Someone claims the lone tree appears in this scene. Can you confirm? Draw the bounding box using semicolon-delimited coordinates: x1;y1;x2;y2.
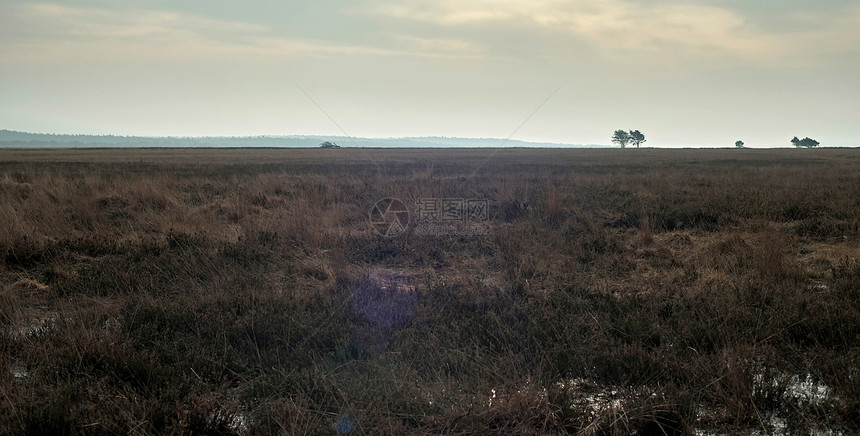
611;130;631;148
791;136;820;148
629;130;646;148
319;141;341;149
735;140;744;148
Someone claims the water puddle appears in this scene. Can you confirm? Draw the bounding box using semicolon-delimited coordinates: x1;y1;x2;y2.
6;316;56;339
560;378;624;416
8;360;29;379
696;371;836;435
783;373;830;404
209;408;249;433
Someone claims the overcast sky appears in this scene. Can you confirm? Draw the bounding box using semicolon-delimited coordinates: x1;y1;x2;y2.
1;0;858;146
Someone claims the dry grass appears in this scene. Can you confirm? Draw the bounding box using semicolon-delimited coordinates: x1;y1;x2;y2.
0;147;858;434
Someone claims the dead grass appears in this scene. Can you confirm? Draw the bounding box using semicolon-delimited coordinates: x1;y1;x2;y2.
0;147;858;434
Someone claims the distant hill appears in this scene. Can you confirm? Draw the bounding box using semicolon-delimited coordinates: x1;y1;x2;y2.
0;130;598;148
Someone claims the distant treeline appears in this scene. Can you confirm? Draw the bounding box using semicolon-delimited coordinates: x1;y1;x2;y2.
0;130;334;148
0;130;588;148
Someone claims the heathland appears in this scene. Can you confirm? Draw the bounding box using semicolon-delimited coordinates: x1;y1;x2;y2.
1;147;858;434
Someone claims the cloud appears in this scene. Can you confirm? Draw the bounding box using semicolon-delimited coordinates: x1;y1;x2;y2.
395;35;484;54
0;2;484;64
4;1;857;69
368;0;860;65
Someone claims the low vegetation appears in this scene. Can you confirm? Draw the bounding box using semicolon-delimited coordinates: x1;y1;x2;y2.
1;148;858;434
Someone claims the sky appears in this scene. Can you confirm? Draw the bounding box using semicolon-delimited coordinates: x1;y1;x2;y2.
1;0;859;147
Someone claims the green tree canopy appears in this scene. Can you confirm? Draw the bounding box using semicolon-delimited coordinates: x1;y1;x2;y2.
611;130;631;148
792;137;819;148
629;130;646;148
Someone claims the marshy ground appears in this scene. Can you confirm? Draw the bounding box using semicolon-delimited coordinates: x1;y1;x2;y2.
1;148;858;434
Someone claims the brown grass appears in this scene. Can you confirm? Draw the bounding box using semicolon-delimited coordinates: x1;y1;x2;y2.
0;147;858;434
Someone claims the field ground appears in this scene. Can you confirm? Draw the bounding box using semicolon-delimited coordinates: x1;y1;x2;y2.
1;147;859;434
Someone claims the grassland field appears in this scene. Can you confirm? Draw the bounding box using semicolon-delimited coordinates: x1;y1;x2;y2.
0;147;858;435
